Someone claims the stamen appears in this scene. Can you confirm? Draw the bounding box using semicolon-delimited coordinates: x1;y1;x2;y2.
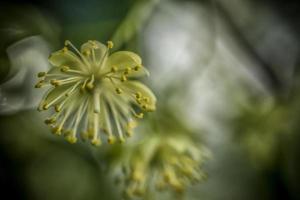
37;72;46;77
91;113;101;146
116;88;122;94
111;66;118;73
93;88;101;113
121;75;127;82
102;99;115;144
51;102;74;135
64;40;92;70
86;75;95;90
107;41;114;49
110;103;125;143
80;78;89;92
43;90;68;109
65;81;82;97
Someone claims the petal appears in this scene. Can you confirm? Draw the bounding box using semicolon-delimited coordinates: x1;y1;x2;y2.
106;51;149;77
49;49;85;70
123;81;156;111
80;40;108;63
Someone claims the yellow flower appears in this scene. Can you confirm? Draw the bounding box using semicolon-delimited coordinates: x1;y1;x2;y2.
111;135;207;199
35;40;156;146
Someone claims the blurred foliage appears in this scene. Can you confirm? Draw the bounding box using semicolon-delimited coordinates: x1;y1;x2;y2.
0;5;59;82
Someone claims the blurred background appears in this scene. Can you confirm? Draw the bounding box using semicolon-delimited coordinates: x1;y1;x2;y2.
0;0;300;199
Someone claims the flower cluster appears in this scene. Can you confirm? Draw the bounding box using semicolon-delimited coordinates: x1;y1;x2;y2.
111;135;207;199
35;40;156;146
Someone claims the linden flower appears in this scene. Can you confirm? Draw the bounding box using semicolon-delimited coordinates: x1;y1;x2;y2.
111;135;207;199
35;40;156;146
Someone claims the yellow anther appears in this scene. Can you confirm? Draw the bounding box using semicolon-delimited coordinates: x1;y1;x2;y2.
136;98;142;105
50;80;60;87
83;50;91;56
107;136;116;144
111;66;118;73
60;66;70;72
134;64;141;71
116;88;122;94
132;171;143;181
64;40;70;46
37;72;46;77
127;120;137;129
135;92;142;99
86;75;95;90
119;137;126;143
124;67;132;75
134;113;144;119
143;97;150;103
44;118;56;125
142;104;148;110
107;41;114;49
126;122;135;136
121;75;127;82
91;138;102;146
54;105;61;112
66;135;77;144
51;126;62;136
86;82;94;90
62;47;68;53
35;81;43;88
43;103;49;110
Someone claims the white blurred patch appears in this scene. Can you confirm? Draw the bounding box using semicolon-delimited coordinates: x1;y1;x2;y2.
142;0;215;91
0;36;50;114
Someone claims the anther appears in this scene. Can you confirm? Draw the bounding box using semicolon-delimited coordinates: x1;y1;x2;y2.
124;67;131;75
116;88;122;94
66;135;77;144
134;65;141;71
134;113;144;119
107;136;116;144
44;118;56;125
91;138;102;146
135;92;142;99
86;83;94;90
111;66;118;73
43;103;49;110
37;72;46;77
60;66;70;72
83;50;90;56
143;97;150;103
121;75;127;82
55;105;61;112
142;105;148;110
35;81;43;88
62;47;68;53
51;126;62;136
107;41;114;49
50;80;60;87
119;136;126;143
64;40;70;46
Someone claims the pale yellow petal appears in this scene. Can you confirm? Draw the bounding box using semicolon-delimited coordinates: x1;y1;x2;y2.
124;81;156;111
49;49;85;70
81;40;108;63
106;51;149;77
